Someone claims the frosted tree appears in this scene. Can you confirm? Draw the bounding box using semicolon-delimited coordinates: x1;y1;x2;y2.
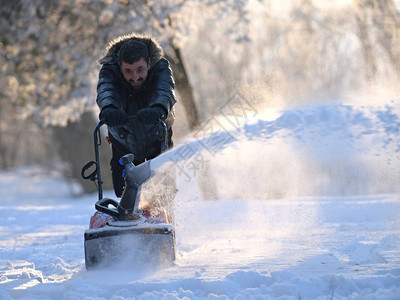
354;0;400;80
3;0;398;192
0;0;251;191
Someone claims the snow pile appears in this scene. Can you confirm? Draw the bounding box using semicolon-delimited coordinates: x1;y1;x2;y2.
1;103;400;299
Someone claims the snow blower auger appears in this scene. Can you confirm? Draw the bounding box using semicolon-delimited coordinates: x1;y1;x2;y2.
81;120;175;270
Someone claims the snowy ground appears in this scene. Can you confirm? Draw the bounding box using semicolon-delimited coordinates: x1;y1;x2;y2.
1;101;400;299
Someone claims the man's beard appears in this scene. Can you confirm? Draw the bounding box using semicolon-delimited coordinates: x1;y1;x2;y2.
129;78;144;89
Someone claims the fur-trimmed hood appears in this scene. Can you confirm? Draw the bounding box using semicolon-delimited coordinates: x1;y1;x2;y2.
98;33;164;66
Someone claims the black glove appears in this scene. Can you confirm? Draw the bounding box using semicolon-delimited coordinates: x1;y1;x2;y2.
136;106;166;124
101;107;129;127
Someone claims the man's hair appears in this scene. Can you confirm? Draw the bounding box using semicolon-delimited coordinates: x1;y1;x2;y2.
117;40;149;64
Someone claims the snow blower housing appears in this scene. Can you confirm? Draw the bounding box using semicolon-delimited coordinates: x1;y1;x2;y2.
81;121;175;269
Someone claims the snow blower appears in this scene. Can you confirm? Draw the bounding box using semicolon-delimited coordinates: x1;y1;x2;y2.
81;120;175;269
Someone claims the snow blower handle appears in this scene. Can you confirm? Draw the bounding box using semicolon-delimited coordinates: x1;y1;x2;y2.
81;120;106;201
121;153;134;166
95;198;120;219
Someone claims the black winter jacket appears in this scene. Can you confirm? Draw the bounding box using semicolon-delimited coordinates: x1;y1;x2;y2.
96;34;177;159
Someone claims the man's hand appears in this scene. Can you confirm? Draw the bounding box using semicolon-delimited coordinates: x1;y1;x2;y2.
137;107;166;124
102;107;129;127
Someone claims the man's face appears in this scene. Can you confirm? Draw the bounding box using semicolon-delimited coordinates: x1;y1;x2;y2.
120;58;150;89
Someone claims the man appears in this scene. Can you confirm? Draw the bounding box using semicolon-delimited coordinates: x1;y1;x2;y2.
96;33;176;197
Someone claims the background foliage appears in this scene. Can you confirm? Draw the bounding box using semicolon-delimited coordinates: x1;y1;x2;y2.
0;0;399;193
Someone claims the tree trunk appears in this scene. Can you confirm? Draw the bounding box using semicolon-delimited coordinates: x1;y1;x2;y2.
165;44;201;131
354;0;378;79
371;0;400;73
354;0;400;78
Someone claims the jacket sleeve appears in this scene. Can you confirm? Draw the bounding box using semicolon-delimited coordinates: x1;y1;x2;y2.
148;58;177;113
96;63;124;111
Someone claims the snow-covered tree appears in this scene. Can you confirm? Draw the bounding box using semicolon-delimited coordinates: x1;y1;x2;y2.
0;0;399;192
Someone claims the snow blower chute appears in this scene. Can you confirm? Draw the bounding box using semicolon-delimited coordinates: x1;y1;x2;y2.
81;120;175;269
